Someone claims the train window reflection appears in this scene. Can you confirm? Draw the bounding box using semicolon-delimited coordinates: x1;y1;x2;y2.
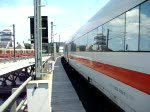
93;33;107;51
76;38;81;52
103;23;112;51
79;35;86;51
98;26;102;34
71;41;76;51
125;6;139;51
87;29;97;51
108;14;125;51
140;1;150;51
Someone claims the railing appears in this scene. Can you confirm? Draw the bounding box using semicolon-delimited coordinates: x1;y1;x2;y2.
42;56;53;74
0;55;53;112
0;76;33;112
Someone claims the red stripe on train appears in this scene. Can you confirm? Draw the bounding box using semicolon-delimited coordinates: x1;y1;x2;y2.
69;56;150;95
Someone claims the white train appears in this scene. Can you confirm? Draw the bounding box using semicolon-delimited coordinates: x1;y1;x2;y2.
64;0;150;112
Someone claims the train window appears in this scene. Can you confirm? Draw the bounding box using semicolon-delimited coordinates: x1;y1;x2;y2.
87;29;97;51
85;34;88;51
21;50;23;53
22;50;25;53
68;43;71;52
98;26;102;34
103;22;112;51
103;14;125;51
92;27;105;51
79;35;86;51
11;50;13;54
76;38;81;52
125;6;139;51
0;50;3;54
71;41;76;51
139;1;150;51
6;50;10;54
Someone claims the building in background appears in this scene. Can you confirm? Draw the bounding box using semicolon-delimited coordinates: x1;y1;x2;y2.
0;29;13;48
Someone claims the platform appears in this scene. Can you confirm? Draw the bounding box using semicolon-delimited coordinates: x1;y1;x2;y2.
49;57;85;112
0;56;49;76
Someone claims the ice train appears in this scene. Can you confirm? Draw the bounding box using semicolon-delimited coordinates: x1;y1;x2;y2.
64;0;150;112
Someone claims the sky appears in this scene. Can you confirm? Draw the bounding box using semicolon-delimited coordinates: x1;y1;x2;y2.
0;0;109;45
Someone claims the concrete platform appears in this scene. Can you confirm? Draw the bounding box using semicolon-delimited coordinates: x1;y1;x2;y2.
50;57;85;112
0;56;50;76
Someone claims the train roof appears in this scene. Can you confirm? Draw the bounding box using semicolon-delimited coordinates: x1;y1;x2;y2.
70;0;146;42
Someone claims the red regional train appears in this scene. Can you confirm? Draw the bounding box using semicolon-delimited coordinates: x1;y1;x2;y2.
64;0;150;112
0;48;34;58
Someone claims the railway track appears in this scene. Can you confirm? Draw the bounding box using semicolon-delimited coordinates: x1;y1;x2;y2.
61;57;124;112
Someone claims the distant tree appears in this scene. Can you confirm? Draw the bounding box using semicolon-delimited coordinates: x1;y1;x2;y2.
24;43;32;49
48;42;64;53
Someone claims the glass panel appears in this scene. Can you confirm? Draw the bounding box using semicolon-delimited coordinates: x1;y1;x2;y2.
79;35;86;51
107;14;125;51
76;38;80;52
103;23;112;51
71;41;76;51
98;26;102;34
103;13;125;52
84;34;88;51
93;27;105;51
0;50;2;54
87;29;97;51
140;1;150;51
125;6;139;51
6;50;10;54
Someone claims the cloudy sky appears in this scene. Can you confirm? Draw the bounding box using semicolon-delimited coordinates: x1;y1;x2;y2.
0;0;109;44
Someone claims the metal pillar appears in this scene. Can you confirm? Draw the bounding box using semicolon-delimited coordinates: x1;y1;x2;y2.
106;29;109;50
34;0;42;79
54;43;56;60
51;22;53;58
59;35;60;47
13;24;16;61
39;0;43;76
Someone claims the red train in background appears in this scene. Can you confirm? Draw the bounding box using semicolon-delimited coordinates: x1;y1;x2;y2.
0;48;34;58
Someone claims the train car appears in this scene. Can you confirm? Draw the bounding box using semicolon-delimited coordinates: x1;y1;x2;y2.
0;48;5;58
0;48;34;58
64;0;150;112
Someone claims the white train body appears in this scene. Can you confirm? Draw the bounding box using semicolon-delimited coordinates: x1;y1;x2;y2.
65;0;150;112
67;52;150;112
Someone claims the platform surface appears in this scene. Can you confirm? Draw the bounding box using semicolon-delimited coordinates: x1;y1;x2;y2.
49;57;85;112
0;56;49;76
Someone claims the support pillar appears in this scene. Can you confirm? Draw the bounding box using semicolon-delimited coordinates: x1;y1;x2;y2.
26;80;50;112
